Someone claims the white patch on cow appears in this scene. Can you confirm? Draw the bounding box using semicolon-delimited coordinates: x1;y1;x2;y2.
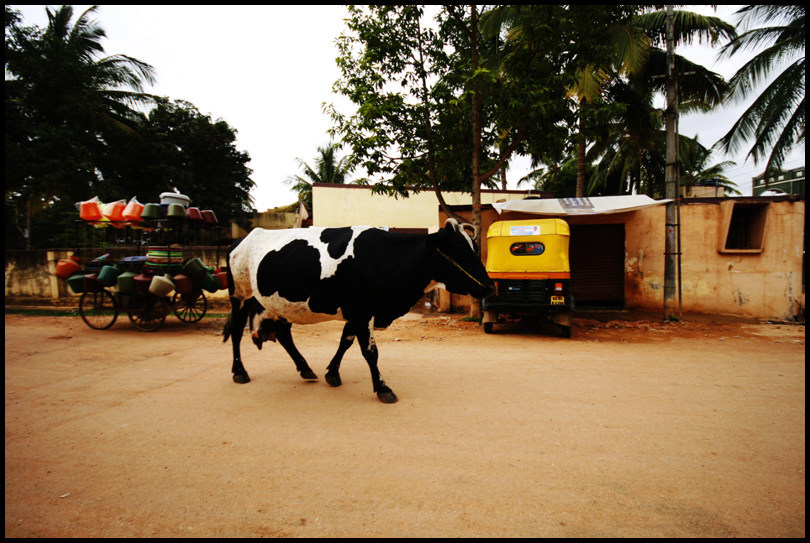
261;293;344;324
229;226;376;325
249;306;266;332
368;320;377;349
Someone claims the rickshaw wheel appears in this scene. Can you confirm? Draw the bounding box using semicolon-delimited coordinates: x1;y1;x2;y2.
173;291;207;323
128;295;168;332
78;289;118;330
483;322;495;334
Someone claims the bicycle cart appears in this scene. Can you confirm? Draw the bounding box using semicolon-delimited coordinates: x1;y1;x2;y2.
77;284;209;332
57;191;226;332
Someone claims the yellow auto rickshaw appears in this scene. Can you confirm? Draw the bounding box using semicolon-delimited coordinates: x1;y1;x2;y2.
482;218;573;337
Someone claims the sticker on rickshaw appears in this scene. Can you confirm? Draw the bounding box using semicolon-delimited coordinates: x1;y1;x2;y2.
509;225;542;236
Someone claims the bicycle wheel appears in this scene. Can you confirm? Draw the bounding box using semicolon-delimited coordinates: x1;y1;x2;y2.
78;289;119;330
173;291;207;323
128;294;168;332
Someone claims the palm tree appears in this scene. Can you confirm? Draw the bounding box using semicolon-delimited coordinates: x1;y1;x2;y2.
285;142;359;212
566;19;650;196
584;8;733;198
480;6;649;197
678;136;740;196
7;5;155;133
5;5;156;247
716;5;805;175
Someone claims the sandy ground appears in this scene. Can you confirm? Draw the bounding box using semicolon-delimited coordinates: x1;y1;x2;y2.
4;311;805;537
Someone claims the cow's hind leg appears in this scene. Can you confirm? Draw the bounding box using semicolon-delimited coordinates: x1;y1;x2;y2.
227;298;251;384
273;321;318;381
325;322;356;388
355;321;397;404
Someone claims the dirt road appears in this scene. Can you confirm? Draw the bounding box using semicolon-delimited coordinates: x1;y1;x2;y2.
4;312;805;537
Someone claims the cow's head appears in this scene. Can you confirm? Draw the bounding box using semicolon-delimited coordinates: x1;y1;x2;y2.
244;298;276;350
252;318;277;349
428;218;494;299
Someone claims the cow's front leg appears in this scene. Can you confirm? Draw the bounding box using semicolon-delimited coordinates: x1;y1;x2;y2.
355;320;397;404
325;322;355;388
273;322;318;381
226;298;251;384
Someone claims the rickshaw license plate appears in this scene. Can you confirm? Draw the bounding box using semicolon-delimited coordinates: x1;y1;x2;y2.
551;296;565;305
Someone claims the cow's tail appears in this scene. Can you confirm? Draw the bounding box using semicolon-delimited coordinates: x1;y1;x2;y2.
222;312;233;343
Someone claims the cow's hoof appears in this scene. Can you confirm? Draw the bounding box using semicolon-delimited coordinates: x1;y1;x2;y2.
300;369;318;381
233;373;250;384
325;373;342;387
377;390;398;404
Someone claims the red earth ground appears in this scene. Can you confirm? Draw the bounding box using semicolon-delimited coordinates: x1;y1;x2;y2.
4;309;805;537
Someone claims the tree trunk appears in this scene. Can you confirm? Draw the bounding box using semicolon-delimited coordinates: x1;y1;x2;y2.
663;4;681;319
469;4;483;320
25;196;32;250
576;112;586;198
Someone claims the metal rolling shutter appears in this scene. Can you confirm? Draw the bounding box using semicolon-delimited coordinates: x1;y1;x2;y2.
569;224;625;307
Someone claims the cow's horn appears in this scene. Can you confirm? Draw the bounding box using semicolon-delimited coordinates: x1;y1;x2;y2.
461;222;478;241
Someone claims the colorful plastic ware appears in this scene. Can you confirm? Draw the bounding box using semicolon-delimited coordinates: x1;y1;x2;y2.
79;200;102;221
55;259;82;279
141;203;163;220
123;198;144;221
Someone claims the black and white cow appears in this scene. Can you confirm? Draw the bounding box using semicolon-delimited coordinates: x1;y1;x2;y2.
222;218;494;403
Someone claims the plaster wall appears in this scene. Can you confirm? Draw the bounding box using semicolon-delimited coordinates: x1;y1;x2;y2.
313;184;533;229
625;200;804;321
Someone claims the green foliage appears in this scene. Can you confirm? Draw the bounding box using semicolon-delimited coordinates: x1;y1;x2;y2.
329;5;649;208
550;7;735;198
679;139;741;196
328;5;473;197
5;5;157;248
717;5;805;173
284;142;359;211
522;157;581;198
5;6;255;248
99;98;255;228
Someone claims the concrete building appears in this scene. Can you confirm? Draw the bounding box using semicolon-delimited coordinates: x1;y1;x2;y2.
440;195;805;322
752;166;805;197
311;183;547;231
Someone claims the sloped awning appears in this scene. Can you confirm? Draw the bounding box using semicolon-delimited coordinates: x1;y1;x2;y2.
492;195;672;216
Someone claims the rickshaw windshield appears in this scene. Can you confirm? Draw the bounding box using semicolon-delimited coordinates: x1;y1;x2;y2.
510;242;545;256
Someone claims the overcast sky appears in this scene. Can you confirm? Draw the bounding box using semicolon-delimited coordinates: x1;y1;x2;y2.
10;5;805;208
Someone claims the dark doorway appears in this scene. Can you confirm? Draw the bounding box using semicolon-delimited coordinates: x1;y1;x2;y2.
569;223;625;308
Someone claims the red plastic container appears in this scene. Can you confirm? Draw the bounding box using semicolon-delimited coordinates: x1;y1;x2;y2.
134;273;153;293
201;210;217;224
83;273;104;293
55;259;82;278
215;270;228;290
79;201;102;221
103;200;126;222
172;274;194;294
185;207;203;221
123;200;144;221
